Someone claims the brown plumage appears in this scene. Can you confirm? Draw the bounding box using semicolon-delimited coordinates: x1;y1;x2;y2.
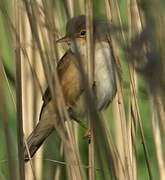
24;15;117;162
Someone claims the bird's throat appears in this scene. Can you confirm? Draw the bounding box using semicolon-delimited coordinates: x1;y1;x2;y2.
70;39;87;57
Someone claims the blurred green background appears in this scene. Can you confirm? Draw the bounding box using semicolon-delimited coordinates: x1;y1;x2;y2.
0;0;163;179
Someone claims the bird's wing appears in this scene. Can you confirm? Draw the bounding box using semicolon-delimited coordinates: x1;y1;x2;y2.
39;50;84;120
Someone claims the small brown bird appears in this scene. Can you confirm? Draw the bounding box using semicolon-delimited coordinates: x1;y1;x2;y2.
24;15;117;162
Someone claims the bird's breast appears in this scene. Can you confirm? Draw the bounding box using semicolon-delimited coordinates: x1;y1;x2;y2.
94;42;116;110
70;41;116;119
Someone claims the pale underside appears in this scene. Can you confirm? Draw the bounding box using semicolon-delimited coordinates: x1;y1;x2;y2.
70;39;116;119
24;17;117;161
40;39;117;124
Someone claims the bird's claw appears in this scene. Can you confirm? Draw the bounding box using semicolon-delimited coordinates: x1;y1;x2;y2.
84;129;91;144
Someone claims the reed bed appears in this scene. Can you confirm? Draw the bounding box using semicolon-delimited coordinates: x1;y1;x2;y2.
0;0;165;180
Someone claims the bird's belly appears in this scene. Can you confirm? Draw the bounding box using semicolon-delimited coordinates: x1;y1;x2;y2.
94;42;116;110
95;64;116;110
71;42;116;120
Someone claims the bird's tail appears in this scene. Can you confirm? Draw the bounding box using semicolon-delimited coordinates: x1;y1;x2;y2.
24;121;54;162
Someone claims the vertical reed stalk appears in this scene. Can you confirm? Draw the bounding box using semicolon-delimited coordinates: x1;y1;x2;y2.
0;58;17;179
14;0;25;178
1;0;164;179
86;0;95;180
150;96;165;180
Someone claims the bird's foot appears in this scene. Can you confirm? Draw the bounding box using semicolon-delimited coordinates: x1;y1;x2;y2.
84;129;91;144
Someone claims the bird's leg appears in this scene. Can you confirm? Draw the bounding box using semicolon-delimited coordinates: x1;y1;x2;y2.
72;118;91;143
71;117;87;129
84;129;91;143
68;108;91;143
68;107;86;128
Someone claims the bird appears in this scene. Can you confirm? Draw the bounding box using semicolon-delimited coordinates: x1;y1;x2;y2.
24;15;117;162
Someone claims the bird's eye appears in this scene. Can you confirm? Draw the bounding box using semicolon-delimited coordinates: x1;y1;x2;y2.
80;30;86;36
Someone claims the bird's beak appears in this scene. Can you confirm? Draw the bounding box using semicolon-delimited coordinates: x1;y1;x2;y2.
56;35;69;43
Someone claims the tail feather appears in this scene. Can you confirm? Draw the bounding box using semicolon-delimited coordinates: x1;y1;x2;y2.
24;123;54;162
